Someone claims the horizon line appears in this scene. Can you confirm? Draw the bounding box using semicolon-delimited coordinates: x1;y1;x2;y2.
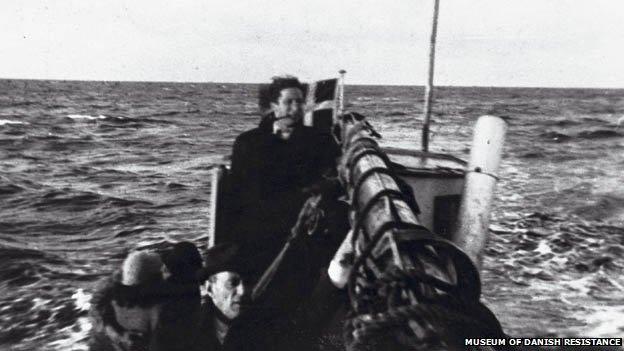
1;76;622;91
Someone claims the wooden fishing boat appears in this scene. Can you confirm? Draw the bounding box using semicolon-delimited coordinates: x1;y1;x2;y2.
206;1;509;347
205;71;508;349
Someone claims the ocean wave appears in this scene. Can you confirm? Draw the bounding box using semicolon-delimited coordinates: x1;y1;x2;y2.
581;306;624;337
539;131;572;142
0;245;50;263
114;225;151;238
133;108;198;119
384;111;408;116
542;119;581;127
149;110;181;117
4;100;36;107
0;119;28;126
571;194;624;223
0;292;89;348
0;183;24;195
93;115;177;129
66;114;108;120
91;207;158;230
519;151;545;159
577;129;621;139
35;191;102;211
34;189;153;213
486;213;624;305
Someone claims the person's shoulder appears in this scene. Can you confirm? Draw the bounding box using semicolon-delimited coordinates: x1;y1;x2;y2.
235;127;266;144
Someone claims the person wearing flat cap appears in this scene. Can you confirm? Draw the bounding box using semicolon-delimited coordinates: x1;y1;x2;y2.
197;229;355;351
89;242;205;351
88;251;166;351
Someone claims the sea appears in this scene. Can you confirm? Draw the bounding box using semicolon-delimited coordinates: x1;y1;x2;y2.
0;79;623;350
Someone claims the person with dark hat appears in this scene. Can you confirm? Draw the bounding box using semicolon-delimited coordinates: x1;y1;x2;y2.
195;243;260;350
197;228;355;351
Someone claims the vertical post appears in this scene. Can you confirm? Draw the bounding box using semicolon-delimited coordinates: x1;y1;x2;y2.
338;69;347;118
422;0;440;152
208;166;223;248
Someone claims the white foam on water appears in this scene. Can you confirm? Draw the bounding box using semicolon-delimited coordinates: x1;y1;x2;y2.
0;119;28;125
32;297;52;310
581;305;624;337
501;211;523;220
549;255;568;266
489;223;510;233
109;154;223;177
67;114;107;120
499;193;524;202
561;275;594;295
47;316;91;351
598;269;624;292
72;288;92;311
534;240;553;255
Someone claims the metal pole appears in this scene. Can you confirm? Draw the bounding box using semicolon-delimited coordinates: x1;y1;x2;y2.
422;0;440;152
338;69;346;117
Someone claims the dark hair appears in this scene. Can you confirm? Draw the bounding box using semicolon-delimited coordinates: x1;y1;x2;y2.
258;76;308;113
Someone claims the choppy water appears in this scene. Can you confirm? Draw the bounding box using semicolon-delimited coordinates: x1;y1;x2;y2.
1;80;623;350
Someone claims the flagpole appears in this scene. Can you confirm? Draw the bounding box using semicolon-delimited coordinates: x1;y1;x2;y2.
422;0;440;152
338;69;346;118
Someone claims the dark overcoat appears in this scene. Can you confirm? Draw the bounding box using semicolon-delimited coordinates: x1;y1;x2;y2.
223;115;340;272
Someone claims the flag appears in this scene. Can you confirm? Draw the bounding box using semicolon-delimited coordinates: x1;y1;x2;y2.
304;78;339;133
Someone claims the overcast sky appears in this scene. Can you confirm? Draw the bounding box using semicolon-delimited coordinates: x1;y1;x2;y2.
1;0;623;87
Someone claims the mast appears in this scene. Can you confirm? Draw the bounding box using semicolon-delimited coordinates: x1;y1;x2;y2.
421;0;440;152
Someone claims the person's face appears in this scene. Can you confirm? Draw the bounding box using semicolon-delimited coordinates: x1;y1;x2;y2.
271;88;304;138
205;271;250;320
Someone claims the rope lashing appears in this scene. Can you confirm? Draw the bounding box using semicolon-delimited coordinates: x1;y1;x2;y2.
337;117;506;350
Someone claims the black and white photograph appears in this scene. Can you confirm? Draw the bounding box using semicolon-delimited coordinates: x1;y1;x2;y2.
1;1;623;350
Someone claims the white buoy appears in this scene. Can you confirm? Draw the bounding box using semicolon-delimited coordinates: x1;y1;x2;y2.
452;115;507;270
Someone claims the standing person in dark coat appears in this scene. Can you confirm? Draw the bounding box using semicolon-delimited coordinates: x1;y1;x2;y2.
223;76;341;276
